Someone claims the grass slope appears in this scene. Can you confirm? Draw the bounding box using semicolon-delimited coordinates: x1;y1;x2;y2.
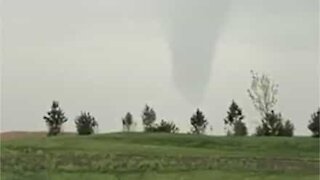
1;132;319;180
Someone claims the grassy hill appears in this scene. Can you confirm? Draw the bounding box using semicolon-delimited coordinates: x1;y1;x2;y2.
1;132;319;180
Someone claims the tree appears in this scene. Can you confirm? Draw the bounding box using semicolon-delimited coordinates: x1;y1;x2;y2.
75;112;98;135
190;109;208;134
233;120;248;136
255;110;294;137
146;120;179;133
247;71;278;117
141;105;156;131
43;101;68;136
122;112;133;132
247;71;294;136
224;100;247;136
308;108;320;137
279;120;294;137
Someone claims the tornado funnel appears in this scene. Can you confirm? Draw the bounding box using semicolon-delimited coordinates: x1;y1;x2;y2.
162;0;229;104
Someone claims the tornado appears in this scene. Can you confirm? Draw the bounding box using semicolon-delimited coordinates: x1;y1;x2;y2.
161;0;230;104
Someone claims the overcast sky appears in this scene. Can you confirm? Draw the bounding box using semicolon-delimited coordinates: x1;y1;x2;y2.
1;0;319;135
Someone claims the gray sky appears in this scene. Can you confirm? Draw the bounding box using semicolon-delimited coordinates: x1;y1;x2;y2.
1;0;319;135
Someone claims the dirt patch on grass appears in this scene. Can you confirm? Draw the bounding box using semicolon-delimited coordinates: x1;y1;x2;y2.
1;131;76;141
0;131;47;141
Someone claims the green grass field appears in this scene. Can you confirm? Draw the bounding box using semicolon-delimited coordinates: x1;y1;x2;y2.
1;133;319;180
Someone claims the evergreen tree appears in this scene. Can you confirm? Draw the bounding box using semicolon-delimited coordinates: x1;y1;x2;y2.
308;108;320;137
224;100;247;136
75;112;98;135
190;109;208;134
43;101;68;136
141;105;156;131
122;112;133;132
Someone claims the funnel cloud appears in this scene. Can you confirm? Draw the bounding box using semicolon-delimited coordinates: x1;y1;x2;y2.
162;0;230;104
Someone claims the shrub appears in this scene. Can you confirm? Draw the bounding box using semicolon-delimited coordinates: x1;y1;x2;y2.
157;120;179;133
145;120;179;133
255;111;294;137
233;120;248;136
279;120;294;137
75;112;98;135
256;125;267;136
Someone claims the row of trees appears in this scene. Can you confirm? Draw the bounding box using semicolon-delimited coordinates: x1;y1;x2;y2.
43;71;320;137
43;100;319;137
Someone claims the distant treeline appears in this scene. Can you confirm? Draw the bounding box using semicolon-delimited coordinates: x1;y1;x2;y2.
43;71;320;138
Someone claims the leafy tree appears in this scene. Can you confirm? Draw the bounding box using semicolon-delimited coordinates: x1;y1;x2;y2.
43;101;68;136
247;71;278;117
146;120;179;133
190;109;208;134
141;105;156;131
122;112;133;132
224;100;247;136
75;112;98;135
255;110;294;136
308;108;320;137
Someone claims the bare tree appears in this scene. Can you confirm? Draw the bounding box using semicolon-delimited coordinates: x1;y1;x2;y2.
247;71;278;117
